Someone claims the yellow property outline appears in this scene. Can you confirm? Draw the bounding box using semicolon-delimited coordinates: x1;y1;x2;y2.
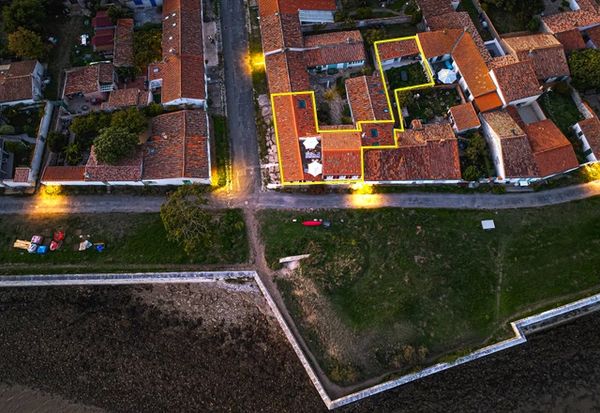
271;35;436;186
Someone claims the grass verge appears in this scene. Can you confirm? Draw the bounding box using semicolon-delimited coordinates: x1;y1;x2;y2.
212;115;232;187
0;212;248;275
259;199;600;385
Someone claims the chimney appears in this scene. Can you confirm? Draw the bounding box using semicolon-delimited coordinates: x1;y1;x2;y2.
411;119;423;130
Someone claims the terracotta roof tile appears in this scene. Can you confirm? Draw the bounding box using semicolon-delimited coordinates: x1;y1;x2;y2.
525;119;579;176
586;25;600;48
92;10;113;29
417;0;454;19
42;166;85;182
417;29;462;59
503;34;570;80
345;74;391;122
85;146;144;181
0;60;39;103
257;0;336;16
449;102;480;132
265;52;310;94
143;109;209;180
364;123;461;181
103;88;149;110
554;29;586;51
452;34;498;99
491;60;541;103
542;0;600;34
63;63;114;97
376;38;420;61
271;94;308;182
480;110;538;177
12;167;30;182
304;31;365;67
427;11;492;62
113;19;134;67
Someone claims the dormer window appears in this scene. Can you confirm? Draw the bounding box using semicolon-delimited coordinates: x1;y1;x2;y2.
298;99;306;109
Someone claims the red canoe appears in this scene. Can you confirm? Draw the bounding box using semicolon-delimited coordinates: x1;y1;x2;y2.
302;220;322;227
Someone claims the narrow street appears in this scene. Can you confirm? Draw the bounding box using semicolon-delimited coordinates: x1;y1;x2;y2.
220;0;261;196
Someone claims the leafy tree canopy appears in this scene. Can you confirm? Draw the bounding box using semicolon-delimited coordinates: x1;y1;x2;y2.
93;126;139;165
2;0;47;33
568;49;600;91
7;27;47;60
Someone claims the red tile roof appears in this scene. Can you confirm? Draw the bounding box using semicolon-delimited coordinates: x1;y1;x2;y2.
42;166;86;182
452;34;497;98
92;29;114;49
363;123;461;181
12;167;30;182
417;29;462;59
304;31;365;67
491;60;541;104
265;51;310;94
587;25;600;47
376;38;420;61
542;0;600;34
103;88;149;110
257;0;336;16
271;94;309;182
63;63;114;97
321;131;362;176
345;74;391;123
502;34;570;81
481;110;538;178
449;102;480;132
85;146;144;181
554;29;586;51
577;116;600;157
92;10;113;29
0;60;39;103
426;11;492;63
143;109;209;180
525;119;579;177
113;19;134;67
154;0;205;103
417;0;454;19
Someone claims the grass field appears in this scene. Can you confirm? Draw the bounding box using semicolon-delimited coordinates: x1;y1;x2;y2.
0;212;248;274
259;199;600;384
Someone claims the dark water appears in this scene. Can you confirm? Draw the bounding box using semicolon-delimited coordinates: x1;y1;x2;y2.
0;286;599;413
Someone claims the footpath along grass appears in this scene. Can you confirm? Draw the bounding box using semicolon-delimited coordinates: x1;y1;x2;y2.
259;197;600;384
0;212;248;274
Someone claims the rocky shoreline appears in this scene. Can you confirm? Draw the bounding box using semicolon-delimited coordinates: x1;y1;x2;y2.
0;283;599;412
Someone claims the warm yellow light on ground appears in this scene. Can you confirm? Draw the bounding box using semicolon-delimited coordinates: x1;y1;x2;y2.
251;53;265;70
582;163;600;182
350;183;374;195
349;183;382;208
29;185;69;215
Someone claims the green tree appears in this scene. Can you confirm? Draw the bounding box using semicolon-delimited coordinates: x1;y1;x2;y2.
2;0;47;33
70;112;111;146
160;185;212;255
568;49;600;91
0;124;16;135
133;24;162;74
107;5;132;23
363;28;386;45
65;142;82;165
7;27;47;60
93;126;139;164
110;107;148;134
47;131;68;153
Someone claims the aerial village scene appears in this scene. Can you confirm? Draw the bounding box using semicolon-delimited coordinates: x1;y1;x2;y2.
0;0;600;411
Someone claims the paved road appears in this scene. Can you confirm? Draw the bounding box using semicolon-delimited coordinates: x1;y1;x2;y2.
1;181;598;214
220;0;261;196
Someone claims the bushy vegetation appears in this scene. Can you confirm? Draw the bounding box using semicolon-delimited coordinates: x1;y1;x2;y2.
133;24;162;75
386;63;429;90
160;185;248;263
480;0;544;33
568;49;600;91
461;132;495;181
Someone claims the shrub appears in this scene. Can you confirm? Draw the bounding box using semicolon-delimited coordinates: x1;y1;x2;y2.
0;124;16;135
65;143;82;166
92;126;139;164
47;131;68;153
568;49;600;91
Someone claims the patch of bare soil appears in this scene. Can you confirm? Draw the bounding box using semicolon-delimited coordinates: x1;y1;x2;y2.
284;268;417;384
0;282;325;413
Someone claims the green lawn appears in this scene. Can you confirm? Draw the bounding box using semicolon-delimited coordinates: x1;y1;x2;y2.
0;212;248;274
260;199;600;384
386;63;429;90
400;87;461;124
212;115;231;188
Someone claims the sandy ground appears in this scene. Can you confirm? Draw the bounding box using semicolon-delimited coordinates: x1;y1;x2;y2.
0;283;599;412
